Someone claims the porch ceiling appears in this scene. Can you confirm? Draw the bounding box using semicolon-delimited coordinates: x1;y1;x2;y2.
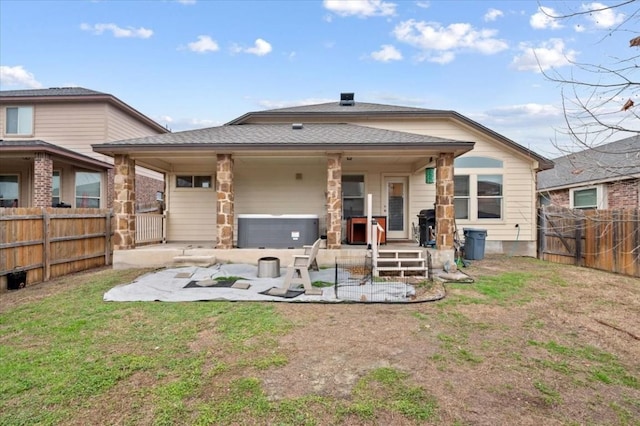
126;149;446;173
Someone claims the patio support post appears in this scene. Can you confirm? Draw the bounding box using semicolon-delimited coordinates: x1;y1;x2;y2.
113;154;136;250
33;152;53;208
326;153;342;249
435;153;455;250
216;154;234;249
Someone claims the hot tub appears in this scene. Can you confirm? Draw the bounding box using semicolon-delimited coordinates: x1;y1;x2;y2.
237;214;319;248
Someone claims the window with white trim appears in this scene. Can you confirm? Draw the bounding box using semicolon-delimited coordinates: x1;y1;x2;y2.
75;171;101;208
176;175;212;188
0;175;19;207
454;175;470;219
52;170;61;206
454;156;504;221
5;106;34;135
570;186;604;209
342;174;365;218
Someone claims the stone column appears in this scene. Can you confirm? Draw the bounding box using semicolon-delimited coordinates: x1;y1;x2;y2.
113;154;136;250
216;154;234;249
435;153;454;250
326;154;342;249
33;152;53;208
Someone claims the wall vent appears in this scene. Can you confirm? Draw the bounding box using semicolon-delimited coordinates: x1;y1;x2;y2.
340;92;355;106
292;123;303;130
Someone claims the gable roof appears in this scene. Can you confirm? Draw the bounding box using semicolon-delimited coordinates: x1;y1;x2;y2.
92;123;474;153
537;135;640;190
0;139;112;169
0;87;107;97
227;99;553;170
0;87;168;134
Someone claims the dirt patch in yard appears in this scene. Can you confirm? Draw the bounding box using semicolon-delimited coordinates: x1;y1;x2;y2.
2;256;638;425
254;256;640;424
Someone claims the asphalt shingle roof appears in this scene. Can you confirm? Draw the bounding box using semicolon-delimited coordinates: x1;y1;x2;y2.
0;139;112;168
258;101;441;114
537;135;640;190
0;87;107;97
93;123;469;148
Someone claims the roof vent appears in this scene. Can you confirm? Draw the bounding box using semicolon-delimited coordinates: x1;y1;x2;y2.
340;92;355;106
292;123;303;130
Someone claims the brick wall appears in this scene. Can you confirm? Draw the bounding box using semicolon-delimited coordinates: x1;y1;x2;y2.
548;190;570;207
34;153;53;208
546;179;639;209
607;179;639;209
105;169;163;209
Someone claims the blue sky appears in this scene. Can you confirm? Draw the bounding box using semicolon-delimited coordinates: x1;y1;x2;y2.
1;0;637;157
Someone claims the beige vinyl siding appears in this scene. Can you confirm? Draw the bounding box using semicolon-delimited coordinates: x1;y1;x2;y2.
234;157;326;238
106;105;162;141
1;102;164;178
351;118;537;242
30;103;109;160
166;174;216;241
105;106;164;180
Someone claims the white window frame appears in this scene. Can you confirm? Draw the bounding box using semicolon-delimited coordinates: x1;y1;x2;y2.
0;174;20;207
569;185;606;209
75;171;102;208
342;174;366;218
52;170;61;206
5;106;34;136
454;156;504;222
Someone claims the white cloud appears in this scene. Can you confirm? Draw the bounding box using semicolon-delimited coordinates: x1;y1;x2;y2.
582;2;625;28
176;0;196;4
392;19;508;63
428;51;455;64
485;103;561;118
157;115;221;131
371;44;403;62
484;8;503;22
0;65;43;88
416;1;430;9
187;35;219;53
232;39;272;56
511;39;577;72
80;23;153;38
530;6;562;30
323;0;396;18
246;38;272;56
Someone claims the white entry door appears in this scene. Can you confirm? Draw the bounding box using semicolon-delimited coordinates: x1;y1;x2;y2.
383;177;408;239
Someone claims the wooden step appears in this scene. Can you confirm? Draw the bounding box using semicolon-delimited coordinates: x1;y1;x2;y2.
377;249;424;256
173;255;216;267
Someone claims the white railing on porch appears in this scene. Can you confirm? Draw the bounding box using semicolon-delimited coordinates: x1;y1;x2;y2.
136;213;165;245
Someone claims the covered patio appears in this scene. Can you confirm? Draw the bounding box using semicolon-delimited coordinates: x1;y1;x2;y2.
94;122;474;270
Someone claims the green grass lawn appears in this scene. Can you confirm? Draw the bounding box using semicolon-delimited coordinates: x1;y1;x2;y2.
1;259;638;425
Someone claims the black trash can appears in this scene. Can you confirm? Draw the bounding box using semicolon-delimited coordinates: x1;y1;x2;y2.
417;209;436;247
463;228;487;260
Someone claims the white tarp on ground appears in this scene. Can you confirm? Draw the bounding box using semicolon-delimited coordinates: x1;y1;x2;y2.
103;263;415;303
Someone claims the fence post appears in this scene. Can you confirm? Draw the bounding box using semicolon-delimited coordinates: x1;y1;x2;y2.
43;208;51;281
537;207;546;259
105;211;112;266
575;216;582;266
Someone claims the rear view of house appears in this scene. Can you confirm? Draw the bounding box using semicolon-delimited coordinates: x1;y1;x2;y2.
0;87;168;209
93;92;552;265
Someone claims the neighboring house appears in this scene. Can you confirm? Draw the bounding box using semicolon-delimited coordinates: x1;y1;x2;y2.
93;93;552;258
0;87;169;209
538;136;640;210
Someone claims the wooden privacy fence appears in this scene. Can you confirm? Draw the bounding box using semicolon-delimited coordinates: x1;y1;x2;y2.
0;207;113;290
538;206;640;277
